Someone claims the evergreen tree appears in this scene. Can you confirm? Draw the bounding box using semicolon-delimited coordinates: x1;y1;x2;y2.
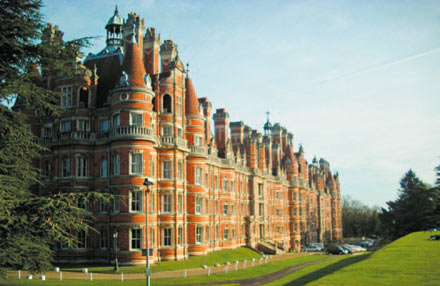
379;170;439;239
0;0;103;277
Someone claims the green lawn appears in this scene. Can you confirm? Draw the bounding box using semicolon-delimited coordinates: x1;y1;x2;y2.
1;254;328;286
269;231;440;286
60;247;262;274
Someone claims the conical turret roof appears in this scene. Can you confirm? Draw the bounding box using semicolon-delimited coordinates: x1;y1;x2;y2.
121;35;146;88
185;77;199;116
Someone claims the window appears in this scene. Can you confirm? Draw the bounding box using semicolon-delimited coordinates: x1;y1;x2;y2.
112;152;120;175
131;190;142;212
101;159;108;177
99;198;108;213
205;198;209;213
214;175;218;189
178;227;183;245
163;194;171;212
223;203;228;215
131;228;142;249
163;228;172;246
99;119;109;131
43;161;51;179
177;161;183;180
163;161;171;179
60;121;71;132
195;167;202;185
79;86;89;107
112;113;120;128
258;183;263;196
77;119;90;131
77;230;87;249
216;225;219;240
61;86;72;107
162;125;172;136
177;128;182;137
216;201;219;214
276;208;280;216
276;191;279;199
195;136;202;146
178;194;183;213
195;197;202;214
223;226;229;240
196;226;203;244
100;226;108;249
205;173;208;186
130;152;143;174
61;157;70;177
41;125;52;138
162;94;172;113
131;112;143;126
206;226;210;241
259;203;264;216
112;194;120;213
76;156;88;177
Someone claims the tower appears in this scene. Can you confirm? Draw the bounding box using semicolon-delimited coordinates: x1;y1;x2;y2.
105;6;124;50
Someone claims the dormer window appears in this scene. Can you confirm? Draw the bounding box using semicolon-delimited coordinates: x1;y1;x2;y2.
61;86;72;108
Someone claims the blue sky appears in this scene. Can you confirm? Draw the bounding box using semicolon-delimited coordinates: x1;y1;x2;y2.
42;0;440;207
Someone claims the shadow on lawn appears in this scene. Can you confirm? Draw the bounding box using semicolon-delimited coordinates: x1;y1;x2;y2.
283;253;372;286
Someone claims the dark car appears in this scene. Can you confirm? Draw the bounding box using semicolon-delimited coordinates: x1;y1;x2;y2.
429;235;440;240
327;246;348;255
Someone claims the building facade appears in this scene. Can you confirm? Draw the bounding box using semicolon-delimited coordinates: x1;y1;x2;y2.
16;8;342;265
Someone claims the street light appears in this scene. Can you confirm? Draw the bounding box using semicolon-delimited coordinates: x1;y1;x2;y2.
113;230;119;271
143;178;154;286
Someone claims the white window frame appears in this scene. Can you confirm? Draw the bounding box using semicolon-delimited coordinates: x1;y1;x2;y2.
77;230;87;249
100;159;108;178
162;125;172;136
76;155;88;177
195;167;202;185
130;228;142;250
112;152;120;175
163;161;172;179
196;226;203;244
195;197;202;214
162;194;171;213
178;227;183;246
60;120;71;133
61;85;73;108
130;190;143;212
61;157;70;177
130;112;143;126
77;119;90;131
163;228;172;246
130;151;143;175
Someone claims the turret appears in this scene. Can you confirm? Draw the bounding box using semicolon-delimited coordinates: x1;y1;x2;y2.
105;6;124;50
143;27;160;75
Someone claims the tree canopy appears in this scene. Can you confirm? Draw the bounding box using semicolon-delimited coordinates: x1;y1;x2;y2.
379;170;440;239
0;0;102;277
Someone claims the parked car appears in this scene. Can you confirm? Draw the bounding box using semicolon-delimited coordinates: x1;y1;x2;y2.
303;246;321;252
349;244;367;252
429;235;440;240
310;242;325;251
327;246;348;255
340;245;354;254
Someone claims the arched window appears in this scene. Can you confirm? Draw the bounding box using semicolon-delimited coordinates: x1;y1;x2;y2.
162;94;172;113
79;86;89;107
101;159;108;178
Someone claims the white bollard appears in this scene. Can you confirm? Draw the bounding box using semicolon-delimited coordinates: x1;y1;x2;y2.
184;269;187;278
39;275;46;280
225;265;228;273
121;272;124;281
26;274;33;280
252;258;255;267
208;267;211;276
18;270;21;279
90;272;93;281
60;271;62;281
243;260;247;269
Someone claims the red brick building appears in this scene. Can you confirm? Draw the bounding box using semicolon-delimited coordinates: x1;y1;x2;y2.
16;8;342;265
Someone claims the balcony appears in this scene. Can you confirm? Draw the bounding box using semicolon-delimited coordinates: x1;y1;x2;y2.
160;136;187;149
38;131;95;146
188;145;206;156
110;125;156;142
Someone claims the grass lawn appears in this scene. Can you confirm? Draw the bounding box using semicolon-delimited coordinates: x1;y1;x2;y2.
0;254;328;286
60;247;262;274
270;231;440;286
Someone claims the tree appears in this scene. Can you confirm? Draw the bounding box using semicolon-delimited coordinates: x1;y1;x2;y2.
0;0;102;277
342;195;379;238
379;170;440;239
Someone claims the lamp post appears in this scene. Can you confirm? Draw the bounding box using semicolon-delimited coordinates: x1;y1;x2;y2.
113;230;119;271
143;178;154;286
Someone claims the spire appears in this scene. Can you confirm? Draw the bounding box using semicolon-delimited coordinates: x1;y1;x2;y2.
120;35;146;88
185;75;199;116
263;111;272;136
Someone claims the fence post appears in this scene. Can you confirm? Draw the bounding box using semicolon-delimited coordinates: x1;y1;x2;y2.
18;270;21;279
90;272;93;281
60;271;62;281
184;269;187;278
121;272;124;281
208;267;211;276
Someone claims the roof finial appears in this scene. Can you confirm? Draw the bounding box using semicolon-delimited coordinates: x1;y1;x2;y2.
186;63;190;78
114;4;119;15
266;111;270;122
